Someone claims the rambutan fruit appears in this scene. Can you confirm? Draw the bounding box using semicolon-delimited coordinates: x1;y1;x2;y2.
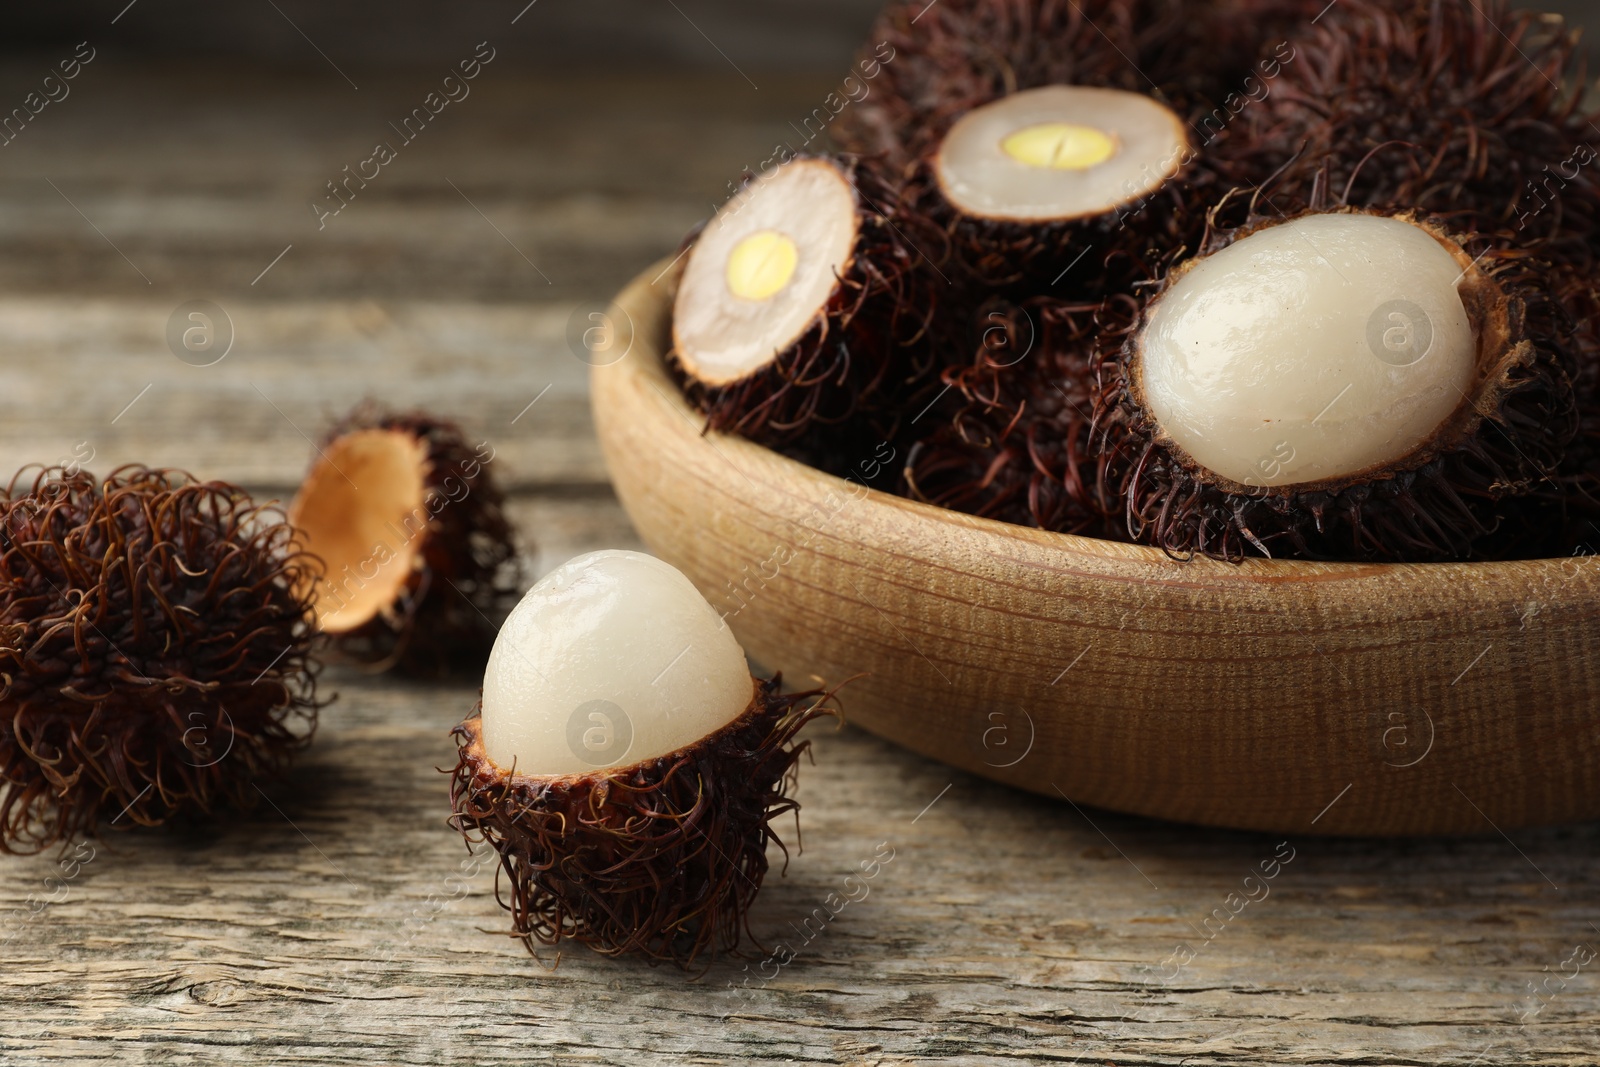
1238;0;1600;461
287;405;523;677
1237;0;1600;244
916;83;1215;290
1095;207;1578;561
904;294;1123;534
449;550;833;969
668;154;945;451
0;465;324;854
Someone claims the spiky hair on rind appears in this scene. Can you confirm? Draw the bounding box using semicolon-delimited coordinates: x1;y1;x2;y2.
667;154;949;450
1095;206;1580;562
904;294;1126;535
0;465;325;854
1237;0;1600;242
290;404;524;678
449;677;834;970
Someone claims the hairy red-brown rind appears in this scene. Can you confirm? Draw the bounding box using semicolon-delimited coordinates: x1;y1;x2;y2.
903;295;1125;535
0;465;324;854
448;677;834;970
308;404;524;677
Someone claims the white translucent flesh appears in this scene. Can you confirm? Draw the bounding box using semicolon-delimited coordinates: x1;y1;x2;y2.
936;86;1188;222
1138;214;1477;488
673;158;859;387
480;550;754;777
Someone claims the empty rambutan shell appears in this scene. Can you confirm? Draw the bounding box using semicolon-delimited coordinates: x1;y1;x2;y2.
287;405;524;676
449;550;834;969
0;465;324;853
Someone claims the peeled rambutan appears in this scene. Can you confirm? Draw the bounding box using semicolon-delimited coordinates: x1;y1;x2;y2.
0;465;324;854
1095;206;1579;561
449;550;834;969
286;404;523;677
668;154;946;450
1237;0;1600;461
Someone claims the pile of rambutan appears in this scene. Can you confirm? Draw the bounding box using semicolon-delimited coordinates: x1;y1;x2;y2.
668;0;1600;563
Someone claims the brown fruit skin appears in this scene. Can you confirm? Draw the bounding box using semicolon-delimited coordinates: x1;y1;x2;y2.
309;405;524;678
0;466;324;854
449;677;833;970
668;155;949;453
904;295;1124;535
1094;208;1580;562
1238;0;1600;240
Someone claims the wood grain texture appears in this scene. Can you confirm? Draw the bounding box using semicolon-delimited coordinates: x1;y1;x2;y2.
0;65;855;490
3;664;1598;1066
2;61;1599;1066
593;264;1600;837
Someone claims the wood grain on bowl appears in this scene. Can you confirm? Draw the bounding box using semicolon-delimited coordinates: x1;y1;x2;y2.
592;261;1600;836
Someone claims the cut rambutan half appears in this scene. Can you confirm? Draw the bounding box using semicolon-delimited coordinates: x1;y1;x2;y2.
1097;208;1578;560
913;83;1218;289
0;465;324;853
669;154;945;449
287;405;523;676
833;0;1309;167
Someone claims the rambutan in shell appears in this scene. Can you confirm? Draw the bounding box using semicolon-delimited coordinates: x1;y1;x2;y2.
290;404;524;678
448;676;833;970
0;465;325;854
1097;207;1580;561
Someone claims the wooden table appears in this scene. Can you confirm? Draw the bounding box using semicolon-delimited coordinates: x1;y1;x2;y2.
1;63;1597;1067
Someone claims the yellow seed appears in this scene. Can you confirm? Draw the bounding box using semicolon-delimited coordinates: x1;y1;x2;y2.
1000;123;1118;170
725;231;799;302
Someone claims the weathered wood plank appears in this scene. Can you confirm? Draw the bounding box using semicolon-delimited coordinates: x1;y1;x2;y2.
1;659;1597;1066
0;297;606;490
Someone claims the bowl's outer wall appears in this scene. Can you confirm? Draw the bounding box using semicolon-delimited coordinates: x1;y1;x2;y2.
593;264;1600;835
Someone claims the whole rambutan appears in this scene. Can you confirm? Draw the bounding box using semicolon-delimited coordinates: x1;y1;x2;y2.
0;465;324;853
1237;0;1600;244
287;404;524;677
904;293;1124;534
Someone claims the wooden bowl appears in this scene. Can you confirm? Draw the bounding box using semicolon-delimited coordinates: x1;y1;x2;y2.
591;262;1600;836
